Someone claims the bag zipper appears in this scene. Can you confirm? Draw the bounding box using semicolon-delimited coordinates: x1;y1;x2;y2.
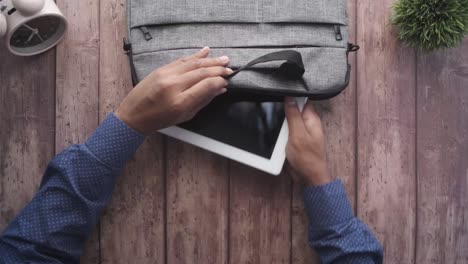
212;45;324;49
137;25;344;42
139;26;153;41
334;25;342;41
347;42;360;52
123;38;139;86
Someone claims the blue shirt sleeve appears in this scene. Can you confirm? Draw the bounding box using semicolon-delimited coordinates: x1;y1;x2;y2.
0;113;145;264
304;180;383;264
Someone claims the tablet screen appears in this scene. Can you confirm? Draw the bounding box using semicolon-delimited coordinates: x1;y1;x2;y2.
179;99;285;159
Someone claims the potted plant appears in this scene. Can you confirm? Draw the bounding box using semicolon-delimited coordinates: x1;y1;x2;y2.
391;0;468;52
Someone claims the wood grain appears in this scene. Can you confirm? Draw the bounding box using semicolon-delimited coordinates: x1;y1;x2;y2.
98;0;165;262
55;0;99;150
100;137;165;264
166;139;229;264
229;163;291;264
55;0;100;261
416;40;468;264
291;0;357;262
2;1;468;263
0;48;55;230
356;0;417;263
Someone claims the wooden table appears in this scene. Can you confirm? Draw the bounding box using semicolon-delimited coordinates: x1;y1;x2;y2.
1;0;467;263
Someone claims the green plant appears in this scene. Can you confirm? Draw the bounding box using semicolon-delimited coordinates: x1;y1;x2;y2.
391;0;468;52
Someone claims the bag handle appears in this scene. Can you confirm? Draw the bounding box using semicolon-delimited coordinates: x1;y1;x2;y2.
225;50;305;80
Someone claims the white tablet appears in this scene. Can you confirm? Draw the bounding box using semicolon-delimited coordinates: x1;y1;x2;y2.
160;97;306;175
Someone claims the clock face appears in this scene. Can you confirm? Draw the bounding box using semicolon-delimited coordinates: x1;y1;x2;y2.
10;16;62;48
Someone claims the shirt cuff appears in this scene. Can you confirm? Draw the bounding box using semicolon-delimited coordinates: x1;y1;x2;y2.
303;180;354;229
84;113;145;170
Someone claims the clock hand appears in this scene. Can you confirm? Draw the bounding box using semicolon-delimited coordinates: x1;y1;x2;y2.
35;30;44;42
22;23;35;31
23;24;45;43
25;31;35;43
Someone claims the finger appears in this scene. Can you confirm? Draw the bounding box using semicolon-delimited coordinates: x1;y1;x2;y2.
172;55;230;74
301;100;321;134
192;87;227;114
178;66;233;89
181;77;228;110
284;97;306;137
182;46;211;60
164;46;210;69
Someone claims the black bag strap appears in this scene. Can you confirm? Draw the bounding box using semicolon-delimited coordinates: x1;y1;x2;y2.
225;50;305;80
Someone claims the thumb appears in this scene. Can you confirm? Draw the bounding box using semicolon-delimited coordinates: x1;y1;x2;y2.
302;100;321;133
284;97;305;136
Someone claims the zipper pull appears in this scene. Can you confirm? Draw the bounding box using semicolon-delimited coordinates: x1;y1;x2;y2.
334;25;342;41
347;42;360;52
122;38;139;86
139;26;152;41
123;38;132;53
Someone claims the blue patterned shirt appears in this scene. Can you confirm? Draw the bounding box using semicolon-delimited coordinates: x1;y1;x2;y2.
0;113;382;263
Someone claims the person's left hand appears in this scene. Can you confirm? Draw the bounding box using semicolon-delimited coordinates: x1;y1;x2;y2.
115;47;232;134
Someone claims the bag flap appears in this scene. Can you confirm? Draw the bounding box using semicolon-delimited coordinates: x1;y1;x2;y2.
132;47;349;96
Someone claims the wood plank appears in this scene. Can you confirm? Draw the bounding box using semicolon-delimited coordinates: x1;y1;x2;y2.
291;0;357;262
0;48;55;230
166;139;229;264
55;0;99;159
229;164;291;264
416;40;468;263
100;138;165;264
98;0;165;262
356;0;417;262
55;0;100;261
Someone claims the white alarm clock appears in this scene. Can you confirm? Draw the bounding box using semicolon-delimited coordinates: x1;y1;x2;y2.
0;0;67;56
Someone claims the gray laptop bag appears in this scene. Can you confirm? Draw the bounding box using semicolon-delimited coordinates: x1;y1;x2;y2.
124;0;359;101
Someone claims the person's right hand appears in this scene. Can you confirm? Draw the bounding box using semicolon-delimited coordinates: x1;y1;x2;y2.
284;97;331;187
115;47;232;135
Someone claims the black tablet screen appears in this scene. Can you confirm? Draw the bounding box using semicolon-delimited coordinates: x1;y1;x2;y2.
178;98;285;159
